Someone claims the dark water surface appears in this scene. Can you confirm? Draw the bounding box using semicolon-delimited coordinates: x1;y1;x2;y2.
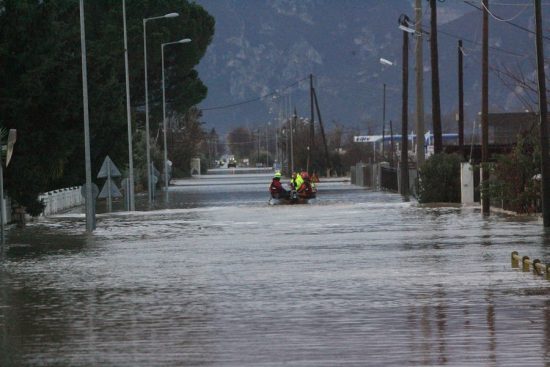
1;173;550;366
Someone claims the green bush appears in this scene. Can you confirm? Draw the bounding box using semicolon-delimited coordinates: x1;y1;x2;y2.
487;133;540;213
418;153;461;203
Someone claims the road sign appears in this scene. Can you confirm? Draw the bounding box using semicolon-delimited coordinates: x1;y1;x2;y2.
97;156;121;178
354;135;382;143
98;178;122;199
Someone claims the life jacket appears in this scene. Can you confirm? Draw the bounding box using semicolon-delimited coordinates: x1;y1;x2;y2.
293;174;304;191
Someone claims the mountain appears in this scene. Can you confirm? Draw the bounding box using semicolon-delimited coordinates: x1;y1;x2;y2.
193;0;543;136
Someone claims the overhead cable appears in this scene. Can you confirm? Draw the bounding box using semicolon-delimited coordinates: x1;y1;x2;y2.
201;76;309;111
464;0;550;41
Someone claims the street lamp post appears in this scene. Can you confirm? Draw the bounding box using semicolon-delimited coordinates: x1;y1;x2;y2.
399;14;411;197
122;0;135;211
161;38;191;194
143;12;179;206
79;0;94;232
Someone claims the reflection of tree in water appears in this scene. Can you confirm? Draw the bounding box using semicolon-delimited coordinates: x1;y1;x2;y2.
1;269;71;366
486;289;496;365
1;230;89;365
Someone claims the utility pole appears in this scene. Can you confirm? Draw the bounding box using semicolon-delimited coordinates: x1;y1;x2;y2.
266;123;269;167
390;120;395;166
400;15;410;197
312;88;331;175
481;0;490;215
257;129;260;164
534;0;550;226
291;109;296;173
458;40;465;159
415;0;425;166
382;83;386;158
309;74;315;174
429;0;442;154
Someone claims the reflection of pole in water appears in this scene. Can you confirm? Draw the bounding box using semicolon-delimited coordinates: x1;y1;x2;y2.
435;287;448;364
420;304;432;364
544;299;550;361
486;290;496;364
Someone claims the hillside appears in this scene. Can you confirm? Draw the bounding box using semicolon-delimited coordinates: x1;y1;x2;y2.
194;0;543;135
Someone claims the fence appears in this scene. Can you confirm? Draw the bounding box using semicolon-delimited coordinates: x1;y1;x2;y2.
380;165;398;192
39;186;83;216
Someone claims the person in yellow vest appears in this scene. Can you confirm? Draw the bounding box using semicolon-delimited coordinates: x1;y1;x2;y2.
290;172;304;192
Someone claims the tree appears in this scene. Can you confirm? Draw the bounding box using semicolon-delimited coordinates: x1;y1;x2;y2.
0;0;214;214
227;127;254;160
170;107;206;177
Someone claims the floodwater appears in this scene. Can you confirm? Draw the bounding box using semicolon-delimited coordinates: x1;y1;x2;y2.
2;171;550;366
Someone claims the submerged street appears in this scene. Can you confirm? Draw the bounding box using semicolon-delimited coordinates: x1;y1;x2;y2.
2;171;550;366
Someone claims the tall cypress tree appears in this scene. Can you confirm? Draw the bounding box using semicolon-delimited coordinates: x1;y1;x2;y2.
0;0;214;214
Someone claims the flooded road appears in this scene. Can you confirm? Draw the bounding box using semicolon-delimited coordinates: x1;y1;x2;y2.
2;172;550;366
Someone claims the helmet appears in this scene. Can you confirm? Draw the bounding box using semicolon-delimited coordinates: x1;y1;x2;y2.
274;171;282;179
301;171;309;180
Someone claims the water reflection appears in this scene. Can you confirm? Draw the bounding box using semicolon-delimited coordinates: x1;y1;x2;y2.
1;174;550;365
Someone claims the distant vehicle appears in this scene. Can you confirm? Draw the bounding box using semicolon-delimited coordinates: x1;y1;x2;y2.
228;160;237;168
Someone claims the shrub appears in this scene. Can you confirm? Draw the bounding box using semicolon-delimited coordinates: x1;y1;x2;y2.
487;133;540;213
418;153;461;203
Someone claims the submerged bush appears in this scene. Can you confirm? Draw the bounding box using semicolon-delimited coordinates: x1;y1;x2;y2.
417;153;461;203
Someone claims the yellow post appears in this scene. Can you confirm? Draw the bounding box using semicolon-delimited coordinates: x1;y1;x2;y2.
533;259;543;275
511;251;519;268
522;256;531;272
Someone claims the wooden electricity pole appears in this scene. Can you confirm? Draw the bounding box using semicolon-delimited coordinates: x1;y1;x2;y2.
309;74;315;174
382;83;386;158
400;19;410;197
429;0;442;154
534;0;550;226
481;0;490;215
458;40;465;159
415;0;425;167
312;88;331;175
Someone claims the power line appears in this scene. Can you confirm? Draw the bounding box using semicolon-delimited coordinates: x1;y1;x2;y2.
463;0;550;41
435;27;527;57
200;76;309;111
479;0;530;21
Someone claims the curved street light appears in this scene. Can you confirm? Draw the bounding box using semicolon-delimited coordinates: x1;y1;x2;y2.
143;12;179;206
161;38;191;195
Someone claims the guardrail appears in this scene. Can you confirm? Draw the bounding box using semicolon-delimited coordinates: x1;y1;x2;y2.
511;251;550;280
39;186;83;216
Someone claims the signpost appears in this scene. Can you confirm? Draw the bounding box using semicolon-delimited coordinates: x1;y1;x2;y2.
97;156;122;212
